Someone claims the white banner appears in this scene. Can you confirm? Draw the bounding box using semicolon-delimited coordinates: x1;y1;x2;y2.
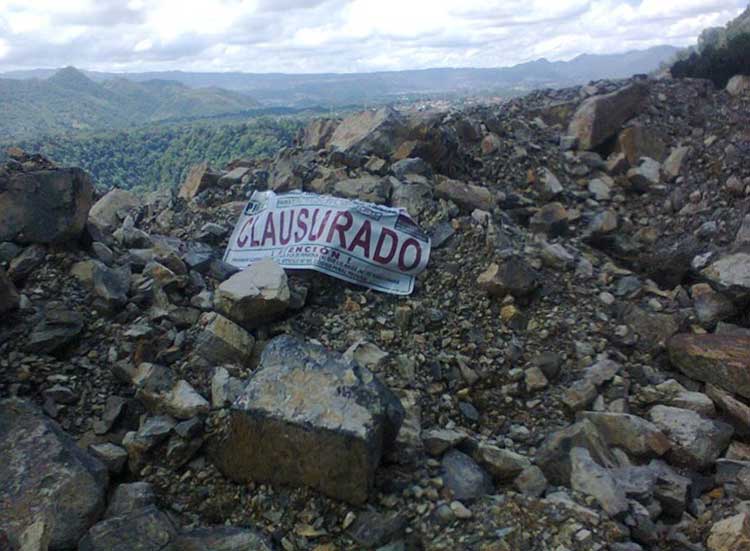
223;190;431;295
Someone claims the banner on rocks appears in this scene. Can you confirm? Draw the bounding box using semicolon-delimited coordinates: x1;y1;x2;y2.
224;190;431;295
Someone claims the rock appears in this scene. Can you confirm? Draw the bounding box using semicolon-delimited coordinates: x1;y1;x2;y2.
211;367;245;408
299;117;339;149
578;412;671;457
668;333;750;399
536;419;617;485
194;312;255;366
333;175;392;204
176;526;274;551
531;352;563;380
586;210;618;236
105;482;156;518
0;267;20;314
214;259;290;330
88;188;142;234
211;335;404;504
622;304;678;349
28;308;84;354
568;83;648;150
726;75;750;97
390;179;433;217
8;243;46;282
702;253;750;301
162;380;210;420
422;428;467;456
473;443;531;482
328;106;406;158
89;443;128;473
0;399;108;549
391;157;433;178
179;162;220;200
476;258;540;300
218;166;250;187
113;215;152;248
615;124;666;165
481;133;502;155
344;339;389;370
529;202;569;237
93;263;131;308
692;283;735;327
627;157;661;192
649;459;690;517
707;512;750;551
441;449;494;501
525;366;549;391
662;146;691;181
435;177;494;212
268;148;315;192
78;505;177;551
570;447;628;518
706;384;750;433
514;466;548;497
348;511;406;548
588;178;611;201
0;163;94;243
539;168;563;199
648;405;733;469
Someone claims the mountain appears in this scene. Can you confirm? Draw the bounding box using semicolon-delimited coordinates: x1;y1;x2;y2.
0;67;260;140
1;46;679;112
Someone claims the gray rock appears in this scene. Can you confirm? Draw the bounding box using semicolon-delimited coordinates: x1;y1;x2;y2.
390;179;433;218
89;443;128;473
0;164;94;244
702;253;750;302
727;74;750;96
391;158;432;178
328;106;406;158
649;459;690;517
649;405;733;469
529;202;569;237
707;512;750;551
692;283;736;327
662;146;691;181
211;367;244;408
88;188;142;235
8;243;46;282
105;482;156;518
211;335;404;504
514;466;548;497
93;263;131;307
473;442;531;482
79;505;177;551
627;157;661;192
122;415;176;470
441;449;494;501
333;175;392;204
422;428;467;456
435;177;494;212
218;166;250;187
577;412;671;457
214;258;290;330
570;447;628;518
194;312;255;366
178;162;220;200
348;511;406;549
0;267;20;314
476;257;540;300
28;308;84;354
175;526;274;551
113;215;152;248
0;399;108;549
567;83;648;150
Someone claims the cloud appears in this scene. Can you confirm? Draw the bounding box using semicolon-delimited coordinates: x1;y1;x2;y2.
0;0;746;73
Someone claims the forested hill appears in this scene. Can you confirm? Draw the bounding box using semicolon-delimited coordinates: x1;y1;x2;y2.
2;117;303;192
0;67;261;140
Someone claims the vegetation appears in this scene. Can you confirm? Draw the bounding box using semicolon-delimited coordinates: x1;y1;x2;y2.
672;32;750;88
4;117;304;192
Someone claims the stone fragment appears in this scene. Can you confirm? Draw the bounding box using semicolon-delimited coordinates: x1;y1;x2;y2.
391;157;433;178
8;243;46;282
473;443;531;482
588;178;611;201
570;447;628;518
662;146;691;181
422;428;467;456
300;117;339;149
176;526;274;551
0;164;94;243
93;263;131;307
0;399;108;549
692;283;735;327
525;366;549;391
0;267;20;314
578;412;671;457
162;380;210;420
441;449;494;501
514;466;548;497
567;83;648;150
627;157;661;192
28;308;84;354
214;259;290;330
105;482;156;518
79;505;177;551
333;175;391;204
328;106;406;157
88;443;128;473
702;253;750;301
668;333;750;399
539;168;563;199
88;188;142;234
218;166;250;187
212;335;404;504
726;75;750;97
648;405;733;469
179;162;220;200
529;202;568;237
435;177;494;212
348;511;406;549
344;340;389;370
211;367;245;408
706;384;750;433
707;512;750;551
194;312;255;366
615;123;666;165
476;258;539;300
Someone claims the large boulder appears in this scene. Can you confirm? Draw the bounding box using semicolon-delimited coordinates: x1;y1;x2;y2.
668;333;750;399
0;399;108;549
211;335;404;504
88;188;142;235
328;107;406;158
0;267;19;314
214;259;290;330
0;163;93;243
567;83;649;151
178;162;220;201
726;75;750;97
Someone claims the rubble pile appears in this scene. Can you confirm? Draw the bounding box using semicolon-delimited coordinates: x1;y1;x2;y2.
1;67;750;551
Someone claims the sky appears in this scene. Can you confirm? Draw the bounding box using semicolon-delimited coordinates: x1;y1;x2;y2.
0;0;746;74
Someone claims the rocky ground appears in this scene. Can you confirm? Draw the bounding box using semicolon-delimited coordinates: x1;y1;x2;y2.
2;69;750;551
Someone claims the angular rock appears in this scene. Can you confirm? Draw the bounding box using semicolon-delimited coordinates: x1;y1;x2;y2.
668;333;750;399
0;267;20;314
707;512;750;551
175;526;274;551
662;146;691;181
702;253;750;301
422;428;467;456
578;412;671;457
477;258;540;300
211;367;244;408
8;243;46;282
0;399;108;549
179;162;220;201
568;83;648;150
333;175;392;204
435;177;494;212
390;179;433;217
726;75;750;97
441;449;494;501
328;107;406;158
93;263;131;307
692;283;735;327
615;123;666;165
214;259;290;330
0;163;94;243
194;312;255;366
529;202;569;237
28;308;84;354
79;505;177;551
348;511;406;549
88;188;142;234
648;405;733;469
473;442;531;482
105;482;156;518
706;384;750;433
299;117;339;149
88;443;128;474
211;335;405;504
539;168;563;199
536;419;617;485
627;157;661;193
570;447;628;518
514;466;548;497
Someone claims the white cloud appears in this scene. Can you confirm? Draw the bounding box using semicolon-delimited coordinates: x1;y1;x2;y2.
0;0;746;72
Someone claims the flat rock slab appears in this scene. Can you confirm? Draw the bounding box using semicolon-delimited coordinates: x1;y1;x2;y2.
212;335;404;504
0;399;108;549
668;333;750;399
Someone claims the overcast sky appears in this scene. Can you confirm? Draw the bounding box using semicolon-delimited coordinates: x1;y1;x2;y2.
0;0;746;74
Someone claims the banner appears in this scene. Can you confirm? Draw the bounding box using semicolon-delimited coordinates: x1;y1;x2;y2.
223;190;431;295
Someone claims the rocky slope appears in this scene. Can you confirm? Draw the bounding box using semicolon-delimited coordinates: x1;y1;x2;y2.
1;68;750;551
